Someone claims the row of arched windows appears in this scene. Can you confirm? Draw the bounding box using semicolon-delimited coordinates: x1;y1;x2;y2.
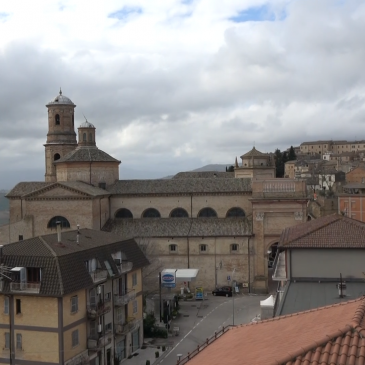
46;207;246;229
115;207;246;219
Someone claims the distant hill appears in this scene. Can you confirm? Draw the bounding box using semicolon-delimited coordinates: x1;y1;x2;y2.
191;164;231;172
0;192;9;227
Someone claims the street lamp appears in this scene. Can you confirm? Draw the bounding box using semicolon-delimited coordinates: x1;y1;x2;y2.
232;268;235;326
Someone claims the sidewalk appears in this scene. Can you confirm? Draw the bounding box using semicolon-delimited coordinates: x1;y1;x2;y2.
124;338;173;365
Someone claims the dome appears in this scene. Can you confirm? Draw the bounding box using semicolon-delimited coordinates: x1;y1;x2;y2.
79;120;95;128
46;89;75;106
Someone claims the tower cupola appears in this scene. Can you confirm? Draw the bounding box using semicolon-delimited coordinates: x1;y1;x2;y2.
44;89;77;182
78;120;96;146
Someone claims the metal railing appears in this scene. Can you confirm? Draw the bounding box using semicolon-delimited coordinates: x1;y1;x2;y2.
176;326;232;365
114;289;136;306
90;269;108;283
10;282;41;293
87;333;112;350
87;302;111;319
114;317;137;335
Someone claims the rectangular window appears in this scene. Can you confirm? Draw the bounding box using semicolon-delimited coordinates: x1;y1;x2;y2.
200;244;207;252
105;292;111;302
4;333;10;349
169;244;177;252
90;320;97;338
133;299;138;314
72;329;79;347
105;322;112;333
116;340;126;360
16;334;22;350
4;297;9;315
16;299;21;314
231;244;238;252
71;296;78;313
116;307;123;324
18;235;23;241
132;273;137;287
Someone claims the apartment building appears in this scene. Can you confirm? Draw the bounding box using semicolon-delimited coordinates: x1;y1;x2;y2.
0;227;149;365
299;141;333;155
300;140;365;156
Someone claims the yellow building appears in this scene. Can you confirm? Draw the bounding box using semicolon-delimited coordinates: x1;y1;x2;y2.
0;227;148;365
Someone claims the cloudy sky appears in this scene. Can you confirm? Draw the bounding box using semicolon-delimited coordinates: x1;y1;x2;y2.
0;0;365;188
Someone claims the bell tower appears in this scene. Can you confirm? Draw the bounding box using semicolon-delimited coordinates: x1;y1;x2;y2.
44;89;77;182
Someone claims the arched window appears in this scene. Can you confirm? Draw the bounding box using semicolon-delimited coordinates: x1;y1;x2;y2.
115;208;133;219
83;133;86;142
142;208;161;218
47;216;70;229
54;153;60;161
55;114;60;125
198;208;217;218
89;133;92;142
170;208;188;218
226;207;246;218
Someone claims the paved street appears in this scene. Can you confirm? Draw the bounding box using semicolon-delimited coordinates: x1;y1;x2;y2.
156;293;266;365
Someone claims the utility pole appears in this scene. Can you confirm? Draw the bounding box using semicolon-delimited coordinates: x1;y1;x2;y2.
232;268;235;326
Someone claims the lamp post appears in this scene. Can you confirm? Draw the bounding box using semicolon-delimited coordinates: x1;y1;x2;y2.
232;268;235;326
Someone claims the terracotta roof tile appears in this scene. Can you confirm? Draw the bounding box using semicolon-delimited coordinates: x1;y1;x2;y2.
186;298;365;365
279;214;365;248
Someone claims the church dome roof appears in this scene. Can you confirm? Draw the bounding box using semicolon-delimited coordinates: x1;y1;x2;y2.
46;89;75;106
79;121;95;129
240;147;267;159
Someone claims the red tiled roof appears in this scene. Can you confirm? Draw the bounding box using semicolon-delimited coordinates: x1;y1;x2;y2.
279;214;365;248
186;298;365;365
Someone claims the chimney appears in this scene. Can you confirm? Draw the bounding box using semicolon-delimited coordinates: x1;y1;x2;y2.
77;224;80;245
56;221;61;243
337;273;346;298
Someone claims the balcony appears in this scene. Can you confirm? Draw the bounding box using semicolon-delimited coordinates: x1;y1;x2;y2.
114;289;136;306
87;334;112;351
116;260;133;274
90;269;108;283
10;282;41;293
115;317;138;336
87;302;111;320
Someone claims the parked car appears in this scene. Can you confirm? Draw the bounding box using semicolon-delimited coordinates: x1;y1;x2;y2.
212;286;232;297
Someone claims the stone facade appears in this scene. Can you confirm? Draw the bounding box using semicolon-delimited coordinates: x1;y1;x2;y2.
0;91;310;294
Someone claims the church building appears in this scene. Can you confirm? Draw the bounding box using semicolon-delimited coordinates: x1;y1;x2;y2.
0;90;308;293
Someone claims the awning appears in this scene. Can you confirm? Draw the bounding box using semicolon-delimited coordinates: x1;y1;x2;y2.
260;295;275;308
10;267;23;272
162;269;199;282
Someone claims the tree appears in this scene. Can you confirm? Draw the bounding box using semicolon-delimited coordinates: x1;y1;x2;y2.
288;146;296;161
274;149;285;178
226;166;234;172
137;237;163;297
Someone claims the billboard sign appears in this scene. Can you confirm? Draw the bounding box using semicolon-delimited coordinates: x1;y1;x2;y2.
161;271;176;288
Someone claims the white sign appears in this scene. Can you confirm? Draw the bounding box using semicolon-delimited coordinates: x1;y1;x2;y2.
161;270;176;288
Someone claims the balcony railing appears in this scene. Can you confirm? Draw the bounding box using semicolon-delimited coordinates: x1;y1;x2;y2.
87;302;111;320
87;334;112;351
114;289;136;306
272;252;287;281
90;269;108;283
117;261;133;274
10;282;41;293
115;317;138;335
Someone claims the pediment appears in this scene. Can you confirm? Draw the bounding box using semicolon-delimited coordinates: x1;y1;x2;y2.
25;184;90;199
